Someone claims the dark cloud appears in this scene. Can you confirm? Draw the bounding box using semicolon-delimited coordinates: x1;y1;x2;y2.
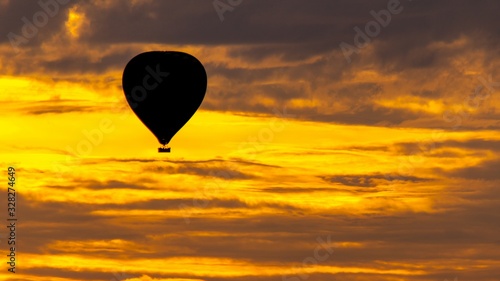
75;0;500;51
60;179;158;190
40;49;137;74
2;0;498;79
0;0;77;46
1;0;498;126
83;157;279;180
322;175;379;188
24;104;96;114
446;158;500;180
300;105;428;126
259;186;338;194
320;173;428;187
394;139;500;155
17;99;106;115
94;157;279;167
145;163;254;179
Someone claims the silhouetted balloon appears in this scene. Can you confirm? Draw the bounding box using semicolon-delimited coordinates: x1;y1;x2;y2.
122;51;207;151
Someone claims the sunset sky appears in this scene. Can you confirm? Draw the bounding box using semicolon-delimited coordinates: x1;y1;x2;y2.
1;0;500;280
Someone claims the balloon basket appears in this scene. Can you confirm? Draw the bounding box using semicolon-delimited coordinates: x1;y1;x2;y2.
158;146;171;153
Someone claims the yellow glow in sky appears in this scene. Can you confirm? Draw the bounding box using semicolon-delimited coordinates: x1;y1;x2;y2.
66;7;86;38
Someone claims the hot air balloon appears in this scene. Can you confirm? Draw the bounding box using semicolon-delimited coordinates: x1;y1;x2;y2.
122;51;207;153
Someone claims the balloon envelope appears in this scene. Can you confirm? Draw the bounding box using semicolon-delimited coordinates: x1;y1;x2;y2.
122;51;207;146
